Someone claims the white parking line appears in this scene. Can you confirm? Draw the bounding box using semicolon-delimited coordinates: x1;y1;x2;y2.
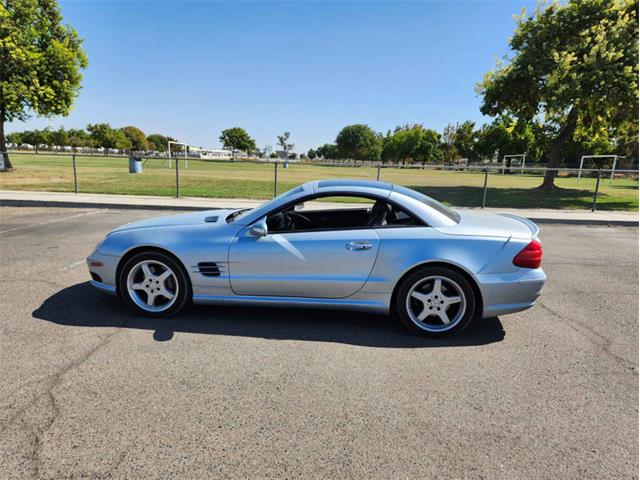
0;210;103;235
58;259;86;272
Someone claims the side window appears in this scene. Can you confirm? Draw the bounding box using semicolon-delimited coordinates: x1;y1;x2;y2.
266;195;421;233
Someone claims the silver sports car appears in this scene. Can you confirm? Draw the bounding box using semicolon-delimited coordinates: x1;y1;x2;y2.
87;179;546;337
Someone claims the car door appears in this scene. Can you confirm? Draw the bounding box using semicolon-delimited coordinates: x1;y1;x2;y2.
228;227;380;298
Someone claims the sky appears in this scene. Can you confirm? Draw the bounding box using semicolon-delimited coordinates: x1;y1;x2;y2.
8;0;538;152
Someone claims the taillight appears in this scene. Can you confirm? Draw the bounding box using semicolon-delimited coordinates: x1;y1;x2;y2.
513;240;543;268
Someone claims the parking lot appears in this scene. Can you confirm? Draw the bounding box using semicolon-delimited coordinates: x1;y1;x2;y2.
0;206;637;479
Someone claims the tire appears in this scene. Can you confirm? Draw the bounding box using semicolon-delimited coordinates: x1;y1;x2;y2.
118;251;191;317
395;266;476;337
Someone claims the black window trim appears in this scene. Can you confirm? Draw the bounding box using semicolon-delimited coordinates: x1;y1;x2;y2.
252;190;429;234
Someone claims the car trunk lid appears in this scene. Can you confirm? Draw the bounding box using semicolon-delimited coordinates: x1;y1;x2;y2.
434;210;538;239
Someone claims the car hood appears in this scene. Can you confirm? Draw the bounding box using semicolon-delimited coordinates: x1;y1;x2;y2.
435;210;538;239
110;209;239;234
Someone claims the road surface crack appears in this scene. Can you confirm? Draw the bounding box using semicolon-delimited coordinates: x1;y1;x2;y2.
537;301;635;371
1;330;120;478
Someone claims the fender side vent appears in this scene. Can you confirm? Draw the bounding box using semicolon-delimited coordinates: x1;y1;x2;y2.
197;262;221;277
204;216;219;223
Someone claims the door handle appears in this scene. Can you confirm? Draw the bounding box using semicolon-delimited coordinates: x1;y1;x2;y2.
346;241;372;251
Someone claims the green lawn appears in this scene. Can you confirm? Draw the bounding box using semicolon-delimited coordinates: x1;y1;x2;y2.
0;153;637;211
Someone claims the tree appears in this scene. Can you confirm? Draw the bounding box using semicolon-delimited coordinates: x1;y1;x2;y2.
0;0;88;170
475;117;536;170
67;128;91;149
276;132;294;160
87;123;130;154
614;119;639;164
453;121;478;161
6;131;23;145
121;126;149;152
335;124;382;161
22;128;51;152
316;143;338;159
478;0;638;188
219;127;256;158
440;124;459;165
307;148;317;160
382;124;442;165
49;126;69;147
146;134;173;152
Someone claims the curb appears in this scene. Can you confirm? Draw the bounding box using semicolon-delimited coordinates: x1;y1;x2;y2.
1;198;637;227
519;218;638;227
0;198;208;212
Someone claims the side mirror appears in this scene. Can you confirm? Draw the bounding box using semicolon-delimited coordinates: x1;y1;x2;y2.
250;218;268;237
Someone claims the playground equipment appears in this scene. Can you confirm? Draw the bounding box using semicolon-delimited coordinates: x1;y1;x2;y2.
161;140;189;169
501;154;526;174
578;155;624;181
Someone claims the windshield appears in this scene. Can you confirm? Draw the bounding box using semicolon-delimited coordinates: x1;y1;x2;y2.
393;185;461;223
226;208;251;223
226;185;305;223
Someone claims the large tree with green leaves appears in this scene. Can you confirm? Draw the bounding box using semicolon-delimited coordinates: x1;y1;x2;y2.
121;126;149;152
87;123;130;154
49;126;69;147
478;0;638;188
316;143;338;159
475;117;537;168
66;127;91;148
5;130;23;145
21;128;51;152
452;121;478;161
0;0;88;170
382;124;442;165
335;124;382;161
440;124;459;165
146;133;176;152
219;127;256;156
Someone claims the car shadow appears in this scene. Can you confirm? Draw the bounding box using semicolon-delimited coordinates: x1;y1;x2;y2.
32;282;505;348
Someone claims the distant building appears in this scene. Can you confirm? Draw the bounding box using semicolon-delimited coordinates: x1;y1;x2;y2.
187;147;248;159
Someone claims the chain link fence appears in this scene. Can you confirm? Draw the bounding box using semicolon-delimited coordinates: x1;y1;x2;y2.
1;151;637;211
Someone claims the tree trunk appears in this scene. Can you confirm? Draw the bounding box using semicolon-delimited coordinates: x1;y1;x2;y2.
540;106;579;189
0;114;13;170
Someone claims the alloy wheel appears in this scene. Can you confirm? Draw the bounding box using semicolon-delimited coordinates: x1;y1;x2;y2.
405;275;467;332
126;260;179;313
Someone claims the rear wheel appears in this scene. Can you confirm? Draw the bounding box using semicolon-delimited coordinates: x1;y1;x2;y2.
119;252;190;317
395;266;476;337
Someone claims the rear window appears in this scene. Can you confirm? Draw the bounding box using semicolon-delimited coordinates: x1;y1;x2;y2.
393;185;461;223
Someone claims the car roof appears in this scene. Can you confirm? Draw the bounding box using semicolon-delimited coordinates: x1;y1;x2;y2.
314;179;393;192
236;179;459;228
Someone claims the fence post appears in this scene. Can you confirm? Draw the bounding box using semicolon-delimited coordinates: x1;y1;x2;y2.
72;154;78;194
273;161;278;197
376;164;381;181
481;168;489;208
175;156;180;198
592;169;601;212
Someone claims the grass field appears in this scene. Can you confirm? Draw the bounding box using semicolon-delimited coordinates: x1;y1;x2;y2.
0;153;637;210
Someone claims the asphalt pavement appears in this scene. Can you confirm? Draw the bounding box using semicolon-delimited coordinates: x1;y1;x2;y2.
0;206;637;479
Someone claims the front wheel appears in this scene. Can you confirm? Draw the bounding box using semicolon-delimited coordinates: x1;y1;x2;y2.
395;267;476;337
118;251;191;317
